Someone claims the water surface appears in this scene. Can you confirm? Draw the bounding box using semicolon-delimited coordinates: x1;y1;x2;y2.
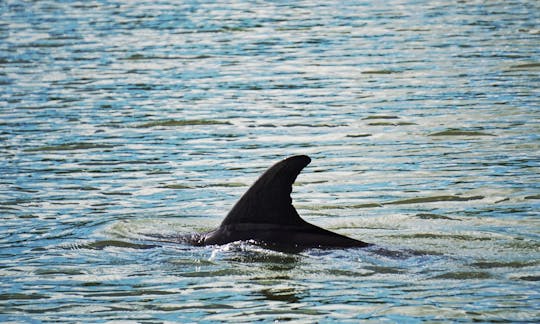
1;0;539;322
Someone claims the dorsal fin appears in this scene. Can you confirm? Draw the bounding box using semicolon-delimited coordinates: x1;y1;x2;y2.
220;155;311;226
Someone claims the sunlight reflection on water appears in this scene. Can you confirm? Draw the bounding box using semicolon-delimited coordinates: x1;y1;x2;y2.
1;0;539;322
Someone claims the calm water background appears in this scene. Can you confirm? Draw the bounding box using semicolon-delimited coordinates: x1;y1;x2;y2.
1;0;539;322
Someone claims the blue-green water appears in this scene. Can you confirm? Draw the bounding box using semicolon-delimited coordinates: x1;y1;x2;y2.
1;0;539;322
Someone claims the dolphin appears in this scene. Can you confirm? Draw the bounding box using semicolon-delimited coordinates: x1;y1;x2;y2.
192;155;370;249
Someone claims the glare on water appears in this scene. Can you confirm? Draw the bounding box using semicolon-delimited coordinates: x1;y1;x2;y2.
1;0;539;322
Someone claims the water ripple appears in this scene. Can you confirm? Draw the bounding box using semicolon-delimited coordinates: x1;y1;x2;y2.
1;0;539;322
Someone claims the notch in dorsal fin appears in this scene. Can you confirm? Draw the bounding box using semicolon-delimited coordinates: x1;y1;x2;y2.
220;155;311;226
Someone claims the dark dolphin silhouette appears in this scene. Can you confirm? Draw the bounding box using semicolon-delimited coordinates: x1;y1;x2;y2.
193;155;370;249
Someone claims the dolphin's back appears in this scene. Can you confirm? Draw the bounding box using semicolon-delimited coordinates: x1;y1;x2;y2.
198;155;370;249
220;155;310;226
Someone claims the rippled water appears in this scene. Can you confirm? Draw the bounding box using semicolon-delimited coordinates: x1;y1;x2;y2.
1;0;539;322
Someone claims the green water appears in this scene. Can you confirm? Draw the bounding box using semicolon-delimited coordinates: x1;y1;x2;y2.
1;0;539;322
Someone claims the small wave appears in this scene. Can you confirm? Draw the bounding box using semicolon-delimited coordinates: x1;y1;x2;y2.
25;142;115;152
429;129;495;137
431;271;492;280
78;240;157;250
385;195;484;205
0;293;50;301
134;119;231;128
